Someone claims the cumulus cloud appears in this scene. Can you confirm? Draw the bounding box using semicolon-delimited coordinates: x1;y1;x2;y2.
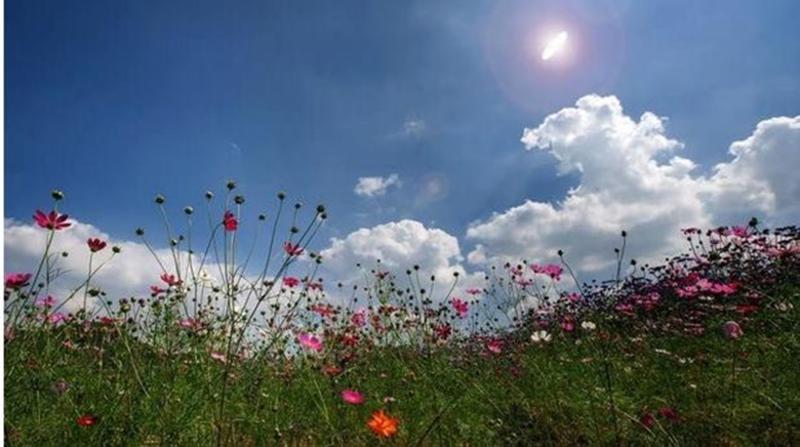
467;94;800;273
354;174;401;198
5;219;169;311
319;219;483;301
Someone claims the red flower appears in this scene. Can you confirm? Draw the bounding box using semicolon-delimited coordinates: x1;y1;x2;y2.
283;242;304;257
5;273;32;289
282;277;300;288
160;273;182;287
33;210;71;230
658;406;680;423
367;410;399;438
150;285;165;296
76;414;98;427
87;238;107;253
434;323;452;340
223;211;238;232
640;412;655;429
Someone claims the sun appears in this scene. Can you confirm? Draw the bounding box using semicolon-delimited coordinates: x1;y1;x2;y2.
541;31;568;61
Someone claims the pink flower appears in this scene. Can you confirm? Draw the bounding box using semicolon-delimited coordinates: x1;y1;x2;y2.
36;295;57;308
284;242;304;257
560;317;575;333
725;226;749;238
530;264;563;281
298;332;323;352
210;351;228;363
566;292;581;303
48;313;67;325
722;321;743;339
486;339;503;354
451;298;469;318
466;288;482;295
341;389;365;405
223;211;238;232
283;276;300;288
5;273;32;289
87;238;107;253
351;309;367;327
311;303;336;318
179;318;201;330
33;210;71;230
150;285;166;296
160;273;182;287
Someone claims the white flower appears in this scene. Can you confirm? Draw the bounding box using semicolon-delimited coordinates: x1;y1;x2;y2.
530;330;552;344
581;321;596;331
198;269;216;287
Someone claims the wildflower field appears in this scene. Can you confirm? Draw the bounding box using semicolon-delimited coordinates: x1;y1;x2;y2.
4;187;800;446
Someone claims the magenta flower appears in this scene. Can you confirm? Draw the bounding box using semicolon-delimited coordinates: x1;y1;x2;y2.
451;298;469;318
298;333;323;352
466;288;482;295
160;273;182;287
341;389;365;405
283;276;300;288
566;292;581;303
210;351;228;363
530;263;563;281
5;273;32;289
284;242;304;257
560;317;575;333
223;211;238;232
33;210;71;230
658;406;680;423
722;321;744;339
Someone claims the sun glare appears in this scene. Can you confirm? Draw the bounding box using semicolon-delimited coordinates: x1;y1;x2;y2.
541;31;568;61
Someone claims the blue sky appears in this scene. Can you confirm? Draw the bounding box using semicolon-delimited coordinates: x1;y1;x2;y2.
6;0;800;265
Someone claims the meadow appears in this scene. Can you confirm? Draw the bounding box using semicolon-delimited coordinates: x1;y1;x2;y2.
4;186;800;446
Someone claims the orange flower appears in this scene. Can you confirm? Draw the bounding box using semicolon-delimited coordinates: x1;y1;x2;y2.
367;410;399;438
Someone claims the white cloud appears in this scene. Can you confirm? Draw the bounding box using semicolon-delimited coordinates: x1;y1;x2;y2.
466;94;800;273
354;174;401;198
4;219;174;311
319;220;484;300
403;118;427;137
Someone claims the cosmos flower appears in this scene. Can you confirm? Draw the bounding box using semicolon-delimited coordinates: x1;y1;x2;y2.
466;288;482;295
341;389;365;405
486;339;503;354
282;276;300;288
722;321;743;339
76;415;98;427
367;410;399;438
223;211;238;232
160;273;182;287
298;333;323;352
581;321;596;331
86;238;107;253
5;273;32;289
284;242;304;257
530;263;563;281
33;210;71;230
351;309;368;327
36;295;57;308
451;298;469;318
658;406;680;423
530;330;551;344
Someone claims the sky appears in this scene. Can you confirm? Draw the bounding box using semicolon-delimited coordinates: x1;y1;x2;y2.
5;0;800;301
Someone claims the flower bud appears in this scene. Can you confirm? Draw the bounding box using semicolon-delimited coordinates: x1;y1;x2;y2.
51;190;65;201
154;194;166;205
